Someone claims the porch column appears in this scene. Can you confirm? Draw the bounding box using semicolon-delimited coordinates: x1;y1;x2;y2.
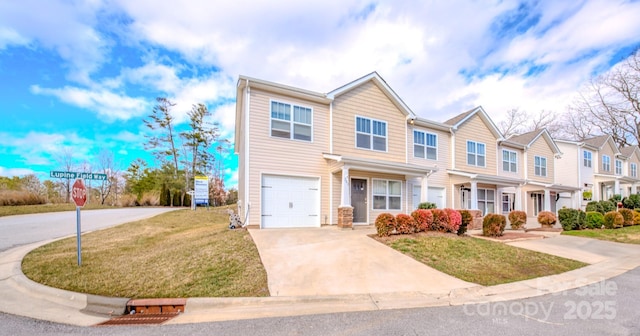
614;179;621;196
544;188;551;211
339;166;350;207
421;176;429;207
515;185;522;211
470;180;478;210
496;187;503;213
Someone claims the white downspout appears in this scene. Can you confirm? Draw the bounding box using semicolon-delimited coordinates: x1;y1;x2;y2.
244;81;251;226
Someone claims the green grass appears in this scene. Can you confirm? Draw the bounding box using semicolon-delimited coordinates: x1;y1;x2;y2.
376;234;587;286
22;206;269;298
0;203;119;217
562;225;640;244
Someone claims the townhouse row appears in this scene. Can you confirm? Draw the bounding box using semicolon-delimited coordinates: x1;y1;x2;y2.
234;72;640;228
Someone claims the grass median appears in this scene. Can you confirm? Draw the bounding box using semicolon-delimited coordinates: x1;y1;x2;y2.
562;225;640;244
374;232;587;286
0;203;118;217
22;206;269;298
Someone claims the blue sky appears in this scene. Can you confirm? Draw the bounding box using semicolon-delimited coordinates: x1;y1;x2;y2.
1;0;640;189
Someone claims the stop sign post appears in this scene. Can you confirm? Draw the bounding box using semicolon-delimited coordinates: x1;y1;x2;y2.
72;179;86;266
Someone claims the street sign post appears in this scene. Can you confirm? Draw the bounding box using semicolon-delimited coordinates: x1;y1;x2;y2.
71;178;86;266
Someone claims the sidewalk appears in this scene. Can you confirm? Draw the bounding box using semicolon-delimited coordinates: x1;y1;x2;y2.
0;231;639;326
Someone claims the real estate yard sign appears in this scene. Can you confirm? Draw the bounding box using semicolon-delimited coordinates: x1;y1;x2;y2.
194;176;209;205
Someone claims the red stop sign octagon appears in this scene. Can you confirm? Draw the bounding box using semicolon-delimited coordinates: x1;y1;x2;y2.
72;178;87;207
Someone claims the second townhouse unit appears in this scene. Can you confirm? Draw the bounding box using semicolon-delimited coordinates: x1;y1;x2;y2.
234;72;580;229
556;135;640;207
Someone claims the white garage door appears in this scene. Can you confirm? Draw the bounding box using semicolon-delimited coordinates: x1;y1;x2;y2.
261;175;320;228
427;187;445;209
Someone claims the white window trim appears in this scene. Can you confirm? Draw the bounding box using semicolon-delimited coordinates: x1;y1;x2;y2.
355;115;388;152
502;149;517;173
631;163;637;178
467;140;486;167
602;155;611;172
583;150;592;168
615;159;623;175
413;129;438;160
534;155;547;177
477;188;496;215
269;99;313;142
371;179;402;210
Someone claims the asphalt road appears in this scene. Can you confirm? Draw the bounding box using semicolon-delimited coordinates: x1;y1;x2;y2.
0;267;638;335
0;208;179;252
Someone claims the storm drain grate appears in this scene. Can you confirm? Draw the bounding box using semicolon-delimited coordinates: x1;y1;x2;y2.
96;312;180;326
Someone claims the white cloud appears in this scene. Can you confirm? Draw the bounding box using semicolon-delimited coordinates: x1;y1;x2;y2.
30;85;148;121
0;131;95;167
0;167;36;177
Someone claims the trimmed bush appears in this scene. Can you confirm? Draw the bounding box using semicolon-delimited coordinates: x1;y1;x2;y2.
411;209;433;232
395;214;416;234
623;197;636;209
558;208;586;231
634;211;640;226
600;200;616;213
585;201;604;214
418;202;437;209
537;211;557;227
482;214;506;237
430;209;449;232
618;208;634;227
458;210;472;236
508;210;527;230
375;213;396;237
584;211;604;229
443;208;462;233
629;194;640;209
603;211;624;229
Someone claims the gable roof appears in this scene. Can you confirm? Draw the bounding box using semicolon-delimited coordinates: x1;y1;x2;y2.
327;72;415;117
620;146;640;160
582;134;620;155
502;129;561;154
444;106;503;140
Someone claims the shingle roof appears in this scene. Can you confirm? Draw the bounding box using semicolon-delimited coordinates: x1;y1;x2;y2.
620;145;638;157
444;108;475;126
582;135;610;148
506;129;543;146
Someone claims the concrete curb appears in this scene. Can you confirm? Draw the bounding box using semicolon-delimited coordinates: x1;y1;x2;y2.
2;237;640;326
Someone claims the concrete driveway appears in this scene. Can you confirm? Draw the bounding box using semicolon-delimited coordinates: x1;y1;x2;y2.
249;227;476;296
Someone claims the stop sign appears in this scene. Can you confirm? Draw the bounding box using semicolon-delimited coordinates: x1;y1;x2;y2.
71;178;87;207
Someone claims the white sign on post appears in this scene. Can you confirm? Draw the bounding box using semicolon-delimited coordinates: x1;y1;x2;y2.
194;176;209;206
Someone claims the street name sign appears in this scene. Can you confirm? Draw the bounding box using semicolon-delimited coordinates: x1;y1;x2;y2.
50;171;107;181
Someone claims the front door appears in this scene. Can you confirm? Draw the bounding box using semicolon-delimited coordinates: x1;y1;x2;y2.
351;179;367;223
412;185;421;210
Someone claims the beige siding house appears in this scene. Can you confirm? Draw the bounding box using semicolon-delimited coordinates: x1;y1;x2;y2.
234;72;579;229
235;72;438;228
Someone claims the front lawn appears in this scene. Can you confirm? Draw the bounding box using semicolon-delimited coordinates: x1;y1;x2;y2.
22;206;269;298
562;225;640;244
374;232;587;286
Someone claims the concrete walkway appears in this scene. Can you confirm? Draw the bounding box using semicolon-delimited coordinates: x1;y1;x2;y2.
1;228;640;325
249;227;476;296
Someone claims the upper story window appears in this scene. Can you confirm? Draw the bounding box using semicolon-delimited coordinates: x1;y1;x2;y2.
372;179;401;210
414;130;437;160
615;159;623;175
632;163;637;178
534;156;547;177
602;155;611;172
356;116;387;151
467;141;486;167
270;101;312;141
583;150;592;168
502;149;517;173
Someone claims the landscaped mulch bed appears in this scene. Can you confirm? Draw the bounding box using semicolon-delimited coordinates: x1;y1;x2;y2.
472;231;545;242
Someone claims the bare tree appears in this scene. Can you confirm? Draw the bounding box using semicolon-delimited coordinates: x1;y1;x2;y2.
498;108;562;138
95;149;120;205
54;148;77;203
569;49;640;147
144;97;180;178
